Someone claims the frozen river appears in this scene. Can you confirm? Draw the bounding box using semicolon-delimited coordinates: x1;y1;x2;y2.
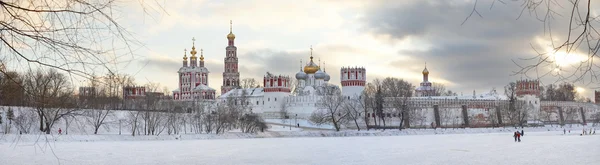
1;131;599;165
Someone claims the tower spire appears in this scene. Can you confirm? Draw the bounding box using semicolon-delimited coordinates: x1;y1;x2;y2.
323;62;326;72
183;48;188;60
190;38;197;58
318;58;321;68
200;49;204;61
300;59;303;71
227;20;236;41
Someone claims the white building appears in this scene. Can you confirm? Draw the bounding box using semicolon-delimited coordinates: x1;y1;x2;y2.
220;47;365;119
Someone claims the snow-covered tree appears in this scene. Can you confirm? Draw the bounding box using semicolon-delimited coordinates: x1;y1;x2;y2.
312;87;347;131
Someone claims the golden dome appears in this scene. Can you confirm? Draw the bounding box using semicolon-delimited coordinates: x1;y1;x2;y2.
422;63;429;75
227;20;235;40
190;46;197;59
227;33;235;40
304;57;320;74
200;49;204;61
183;49;188;60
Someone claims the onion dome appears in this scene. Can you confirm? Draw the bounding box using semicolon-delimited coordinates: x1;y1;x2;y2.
304;58;319;74
422;62;429;75
200;49;204;61
296;71;307;80
190;38;197;59
183;49;188;61
315;70;326;79
324;72;330;81
303;46;320;74
227;20;235;40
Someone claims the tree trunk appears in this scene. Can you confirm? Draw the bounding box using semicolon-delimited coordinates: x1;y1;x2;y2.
94;126;100;134
44;122;51;134
354;119;360;131
39;115;44;132
399;116;404;131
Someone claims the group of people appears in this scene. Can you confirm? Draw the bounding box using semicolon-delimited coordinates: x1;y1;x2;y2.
513;130;524;142
563;128;596;135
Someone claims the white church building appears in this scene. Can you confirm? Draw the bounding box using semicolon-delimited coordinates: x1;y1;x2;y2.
219;47;366;119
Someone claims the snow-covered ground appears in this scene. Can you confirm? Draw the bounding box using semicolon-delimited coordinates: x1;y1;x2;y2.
264;118;335;129
1;131;598;165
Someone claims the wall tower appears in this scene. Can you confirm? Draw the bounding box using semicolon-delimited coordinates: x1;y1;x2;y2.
340;66;366;98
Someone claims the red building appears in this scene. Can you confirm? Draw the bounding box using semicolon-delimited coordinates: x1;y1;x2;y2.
516;80;540;97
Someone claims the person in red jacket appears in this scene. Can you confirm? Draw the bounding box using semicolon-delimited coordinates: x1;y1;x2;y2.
58;128;62;135
513;131;521;142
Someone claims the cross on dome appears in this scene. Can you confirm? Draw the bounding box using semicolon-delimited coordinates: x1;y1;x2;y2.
183;48;188;60
227;20;236;40
200;48;204;61
190;37;197;56
309;45;314;61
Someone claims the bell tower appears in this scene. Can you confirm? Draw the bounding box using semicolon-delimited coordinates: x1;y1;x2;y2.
221;20;240;95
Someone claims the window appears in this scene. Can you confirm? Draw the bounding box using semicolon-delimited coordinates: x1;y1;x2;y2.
268;98;270;101
262;101;264;105
256;101;259;105
275;98;277;101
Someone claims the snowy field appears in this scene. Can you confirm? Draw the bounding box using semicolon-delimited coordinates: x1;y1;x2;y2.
1;131;599;165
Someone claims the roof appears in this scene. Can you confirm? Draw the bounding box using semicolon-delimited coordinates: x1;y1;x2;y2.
220;88;264;98
178;66;210;73
413;90;507;100
194;84;216;91
172;88;180;92
415;86;433;91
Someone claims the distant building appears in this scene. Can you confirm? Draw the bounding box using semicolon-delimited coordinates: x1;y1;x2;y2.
172;39;216;101
415;63;434;97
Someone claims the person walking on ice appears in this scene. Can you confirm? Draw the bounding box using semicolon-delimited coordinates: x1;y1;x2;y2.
58;128;62;135
513;131;521;142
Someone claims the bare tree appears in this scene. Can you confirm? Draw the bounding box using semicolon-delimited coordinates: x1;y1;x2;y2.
488;107;499;128
0;71;25;106
343;99;363;131
24;69;79;134
13;109;35;134
313;89;347;131
432;83;446;96
84;110;112;135
360;82;378;129
590;113;600;126
466;1;598;84
563;108;578;126
380;77;414;130
240;78;260;89
239;114;268;133
127;111;141;136
0;1;162;81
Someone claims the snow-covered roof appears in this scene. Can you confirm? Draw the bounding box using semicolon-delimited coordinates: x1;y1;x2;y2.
220;88;264;98
413;91;507;100
172;88;180;92
415;86;433;90
178;66;210;73
193;84;215;91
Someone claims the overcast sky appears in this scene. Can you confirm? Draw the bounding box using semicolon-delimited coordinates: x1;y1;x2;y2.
66;0;598;98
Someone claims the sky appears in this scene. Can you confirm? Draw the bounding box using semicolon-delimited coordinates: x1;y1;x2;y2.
6;0;597;99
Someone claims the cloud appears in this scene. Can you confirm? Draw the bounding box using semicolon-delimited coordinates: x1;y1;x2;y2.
356;0;598;97
114;0;599;100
